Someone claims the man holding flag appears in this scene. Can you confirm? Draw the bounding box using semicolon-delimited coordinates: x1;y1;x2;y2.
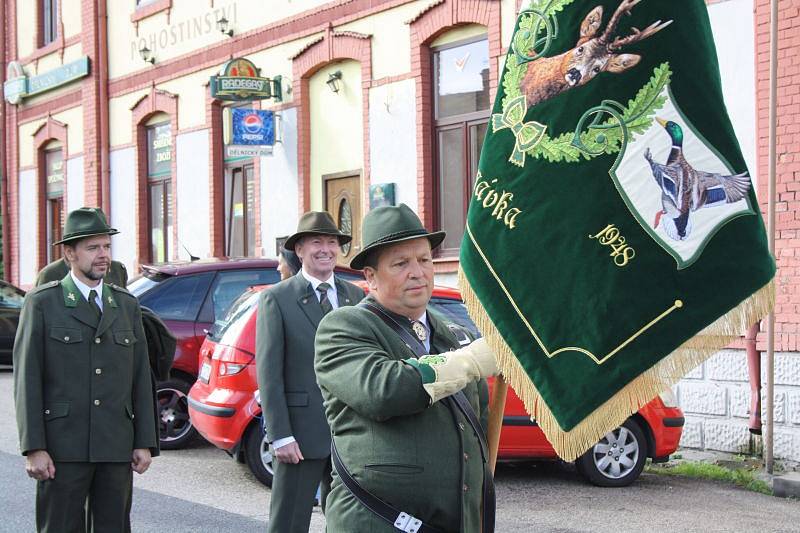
461;0;775;461
315;204;498;532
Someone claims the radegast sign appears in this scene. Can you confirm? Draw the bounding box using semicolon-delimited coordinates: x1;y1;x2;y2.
210;58;282;102
4;56;90;105
226;109;276;157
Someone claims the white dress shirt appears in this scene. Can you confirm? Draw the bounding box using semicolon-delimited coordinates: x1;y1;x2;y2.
301;269;339;309
70;272;104;313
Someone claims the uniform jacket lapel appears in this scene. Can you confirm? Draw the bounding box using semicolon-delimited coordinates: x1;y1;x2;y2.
428;312;459;354
334;277;357;307
61;274;100;329
295;273;325;329
95;284;119;337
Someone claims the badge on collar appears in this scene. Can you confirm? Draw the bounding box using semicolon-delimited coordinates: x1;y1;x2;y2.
411;321;428;343
67;293;76;302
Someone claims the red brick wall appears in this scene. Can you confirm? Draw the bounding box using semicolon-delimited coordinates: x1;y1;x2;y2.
754;0;800;352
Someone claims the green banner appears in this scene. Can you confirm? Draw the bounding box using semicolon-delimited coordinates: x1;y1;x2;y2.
460;0;775;460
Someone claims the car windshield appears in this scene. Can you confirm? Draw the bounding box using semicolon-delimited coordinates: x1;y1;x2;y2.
0;282;24;308
128;270;171;297
208;288;262;342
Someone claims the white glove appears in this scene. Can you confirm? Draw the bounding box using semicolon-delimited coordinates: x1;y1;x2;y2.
407;338;499;403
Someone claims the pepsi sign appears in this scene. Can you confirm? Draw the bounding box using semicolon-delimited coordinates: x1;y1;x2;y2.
231;109;275;146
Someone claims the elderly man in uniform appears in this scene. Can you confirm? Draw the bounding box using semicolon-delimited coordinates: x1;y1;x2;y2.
256;211;365;533
14;207;157;532
35;207;129;288
315;204;498;533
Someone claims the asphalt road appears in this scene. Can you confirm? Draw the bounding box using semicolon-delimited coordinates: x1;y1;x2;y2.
2;368;799;532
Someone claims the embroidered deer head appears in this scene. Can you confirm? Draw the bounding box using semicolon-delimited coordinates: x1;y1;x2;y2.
520;0;672;108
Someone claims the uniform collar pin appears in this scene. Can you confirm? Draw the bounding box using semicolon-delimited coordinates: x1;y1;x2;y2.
67;292;76;301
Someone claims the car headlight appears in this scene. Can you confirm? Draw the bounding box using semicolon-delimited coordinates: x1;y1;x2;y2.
659;388;679;408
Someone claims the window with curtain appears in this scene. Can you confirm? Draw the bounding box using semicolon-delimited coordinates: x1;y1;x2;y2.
147;122;173;263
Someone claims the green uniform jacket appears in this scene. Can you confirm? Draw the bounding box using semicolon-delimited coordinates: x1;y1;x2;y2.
315;296;489;533
256;272;365;458
13;275;158;462
35;258;129;288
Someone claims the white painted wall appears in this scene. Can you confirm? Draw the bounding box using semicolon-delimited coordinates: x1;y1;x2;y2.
109;147;137;274
261;107;299;256
18;169;37;287
175;130;211;260
708;0;757;189
65;156;84;212
368;78;418;213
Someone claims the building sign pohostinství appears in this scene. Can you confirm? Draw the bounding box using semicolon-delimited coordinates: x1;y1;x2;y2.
210;57;281;102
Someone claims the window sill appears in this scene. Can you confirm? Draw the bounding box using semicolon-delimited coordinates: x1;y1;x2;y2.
27;35;64;62
131;0;172;23
433;256;460;274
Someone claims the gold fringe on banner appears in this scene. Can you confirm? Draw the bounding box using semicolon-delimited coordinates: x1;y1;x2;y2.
458;267;775;462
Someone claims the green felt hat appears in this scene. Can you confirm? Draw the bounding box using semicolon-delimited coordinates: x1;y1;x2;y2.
284;211;352;251
54;207;119;245
349;204;446;270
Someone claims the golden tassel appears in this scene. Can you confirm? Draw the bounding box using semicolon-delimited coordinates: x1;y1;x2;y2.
458;267;774;462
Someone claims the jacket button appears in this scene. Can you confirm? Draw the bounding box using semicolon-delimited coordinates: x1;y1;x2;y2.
463;484;469;492
94;400;101;406
63;336;70;342
464;453;469;461
95;338;101;344
95;368;102;375
459;422;465;431
44;409;50;415
124;338;129;344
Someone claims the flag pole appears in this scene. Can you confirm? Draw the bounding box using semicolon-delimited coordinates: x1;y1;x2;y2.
765;0;778;475
488;375;509;473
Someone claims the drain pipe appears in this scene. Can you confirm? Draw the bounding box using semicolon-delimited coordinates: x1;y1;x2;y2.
97;0;110;216
765;0;778;475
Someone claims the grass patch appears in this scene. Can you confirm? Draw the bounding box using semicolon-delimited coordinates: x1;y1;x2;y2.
645;461;772;495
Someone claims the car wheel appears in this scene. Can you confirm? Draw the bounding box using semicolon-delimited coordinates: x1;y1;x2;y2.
244;422;274;487
157;378;197;450
575;418;647;487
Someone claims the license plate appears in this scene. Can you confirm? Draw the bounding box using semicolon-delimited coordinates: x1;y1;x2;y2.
199;362;212;383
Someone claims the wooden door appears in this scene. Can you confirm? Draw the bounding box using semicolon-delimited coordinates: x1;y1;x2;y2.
324;173;361;265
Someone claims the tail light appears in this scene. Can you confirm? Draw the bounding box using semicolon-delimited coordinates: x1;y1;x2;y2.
212;344;254;377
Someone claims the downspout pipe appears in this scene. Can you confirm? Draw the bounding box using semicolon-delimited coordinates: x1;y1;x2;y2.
98;1;110;217
765;0;778;475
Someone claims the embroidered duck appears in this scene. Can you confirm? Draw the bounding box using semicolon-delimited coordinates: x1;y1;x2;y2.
644;117;751;241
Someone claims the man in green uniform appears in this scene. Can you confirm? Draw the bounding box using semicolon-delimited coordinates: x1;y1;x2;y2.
256;211;365;533
315;204;498;532
14;207;158;532
35;208;129;288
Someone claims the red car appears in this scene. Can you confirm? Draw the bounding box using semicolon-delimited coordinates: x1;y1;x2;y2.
188;284;683;487
128;258;361;449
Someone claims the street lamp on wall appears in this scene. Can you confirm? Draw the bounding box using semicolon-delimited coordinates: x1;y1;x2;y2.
326;70;342;93
216;16;234;37
139;45;155;64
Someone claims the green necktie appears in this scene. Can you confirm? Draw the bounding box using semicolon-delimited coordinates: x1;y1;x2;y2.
88;289;102;318
317;282;333;315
